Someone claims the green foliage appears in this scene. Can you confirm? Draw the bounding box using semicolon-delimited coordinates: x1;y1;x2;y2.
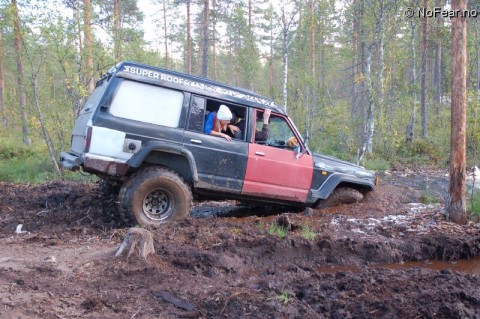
393;139;445;167
363;158;390;171
300;225;316;241
0;133;95;184
267;224;288;238
419;183;441;205
419;191;441;205
276;290;291;304
0;140;55;183
467;190;480;220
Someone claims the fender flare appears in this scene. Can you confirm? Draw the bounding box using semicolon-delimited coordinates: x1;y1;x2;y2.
311;172;375;200
126;141;199;182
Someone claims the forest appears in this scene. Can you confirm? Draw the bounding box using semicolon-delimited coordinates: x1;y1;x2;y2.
0;0;478;182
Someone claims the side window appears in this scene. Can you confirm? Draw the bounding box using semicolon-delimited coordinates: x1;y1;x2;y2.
187;96;206;132
109;80;184;127
256;114;299;151
187;95;247;141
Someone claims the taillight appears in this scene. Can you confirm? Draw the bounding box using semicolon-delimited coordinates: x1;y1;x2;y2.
84;127;92;152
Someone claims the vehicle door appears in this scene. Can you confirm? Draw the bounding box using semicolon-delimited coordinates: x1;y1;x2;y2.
182;95;248;193
242;110;313;202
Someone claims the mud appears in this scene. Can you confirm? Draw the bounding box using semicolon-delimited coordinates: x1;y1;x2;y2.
1;168;480;318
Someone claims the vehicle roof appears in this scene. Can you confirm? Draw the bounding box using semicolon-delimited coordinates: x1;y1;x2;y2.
112;61;286;115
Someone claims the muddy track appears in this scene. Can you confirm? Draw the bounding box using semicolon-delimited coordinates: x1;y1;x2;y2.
1;169;480;318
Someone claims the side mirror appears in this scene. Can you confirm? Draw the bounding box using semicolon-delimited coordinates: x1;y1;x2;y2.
295;145;303;159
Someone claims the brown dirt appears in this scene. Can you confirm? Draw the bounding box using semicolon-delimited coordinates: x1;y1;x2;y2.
1;169;480;318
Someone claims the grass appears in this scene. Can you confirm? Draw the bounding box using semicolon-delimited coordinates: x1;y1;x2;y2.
364;158;391;171
468;189;480;219
419;183;442;205
301;225;317;241
267;224;288;238
0;139;96;184
420;191;441;205
276;290;291;304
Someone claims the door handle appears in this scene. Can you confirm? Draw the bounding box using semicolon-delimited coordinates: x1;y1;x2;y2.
190;139;202;144
255;151;265;156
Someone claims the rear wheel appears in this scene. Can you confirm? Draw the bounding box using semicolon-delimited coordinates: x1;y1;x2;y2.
315;187;363;209
118;167;192;227
99;178;121;196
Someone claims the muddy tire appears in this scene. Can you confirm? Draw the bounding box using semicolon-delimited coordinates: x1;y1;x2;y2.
99;179;121;196
315;187;364;209
118;167;192;227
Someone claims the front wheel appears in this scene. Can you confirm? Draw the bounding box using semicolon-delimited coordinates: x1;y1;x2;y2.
118;167;192;227
315;187;364;209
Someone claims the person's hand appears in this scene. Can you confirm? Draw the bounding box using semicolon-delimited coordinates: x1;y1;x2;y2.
287;136;298;148
263;109;271;124
228;124;241;134
223;133;232;141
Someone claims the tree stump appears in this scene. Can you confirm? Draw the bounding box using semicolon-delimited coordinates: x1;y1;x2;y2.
115;227;155;260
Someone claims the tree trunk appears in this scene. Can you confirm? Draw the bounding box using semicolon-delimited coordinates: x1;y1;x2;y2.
186;0;192;74
163;0;168;68
248;0;252;29
433;0;443;111
351;0;359;120
420;0;428;138
407;18;417;141
74;0;84;117
375;2;385;149
448;0;467;225
113;0;122;62
268;5;274;92
282;20;288;111
30;73;61;174
212;0;217;80
201;0;209;78
84;0;94;93
310;0;315;78
357;45;374;164
377;3;385;108
0;26;6;127
11;0;30;145
474;19;480;160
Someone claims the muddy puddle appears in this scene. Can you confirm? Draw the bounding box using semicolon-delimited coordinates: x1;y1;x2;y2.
375;256;480;274
315;257;480;275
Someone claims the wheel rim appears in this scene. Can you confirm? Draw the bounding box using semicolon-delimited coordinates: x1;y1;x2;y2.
142;188;174;221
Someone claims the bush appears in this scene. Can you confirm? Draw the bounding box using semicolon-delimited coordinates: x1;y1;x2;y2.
468;189;480;220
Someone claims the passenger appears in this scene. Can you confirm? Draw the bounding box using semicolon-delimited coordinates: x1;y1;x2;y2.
203;104;239;141
232;109;271;142
223;113;243;139
255;109;271;142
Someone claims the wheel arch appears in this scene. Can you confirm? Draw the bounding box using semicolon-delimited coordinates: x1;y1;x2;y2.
312;173;375;200
126;141;198;184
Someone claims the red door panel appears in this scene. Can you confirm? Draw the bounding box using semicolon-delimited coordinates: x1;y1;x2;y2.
242;143;313;202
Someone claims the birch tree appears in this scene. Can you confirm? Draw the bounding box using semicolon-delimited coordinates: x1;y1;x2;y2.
406;17;418;141
279;1;298;111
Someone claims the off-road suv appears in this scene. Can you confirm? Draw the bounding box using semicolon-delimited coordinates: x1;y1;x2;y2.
60;61;377;226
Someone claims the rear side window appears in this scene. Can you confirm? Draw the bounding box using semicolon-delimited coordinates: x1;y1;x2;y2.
109;80;184;127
